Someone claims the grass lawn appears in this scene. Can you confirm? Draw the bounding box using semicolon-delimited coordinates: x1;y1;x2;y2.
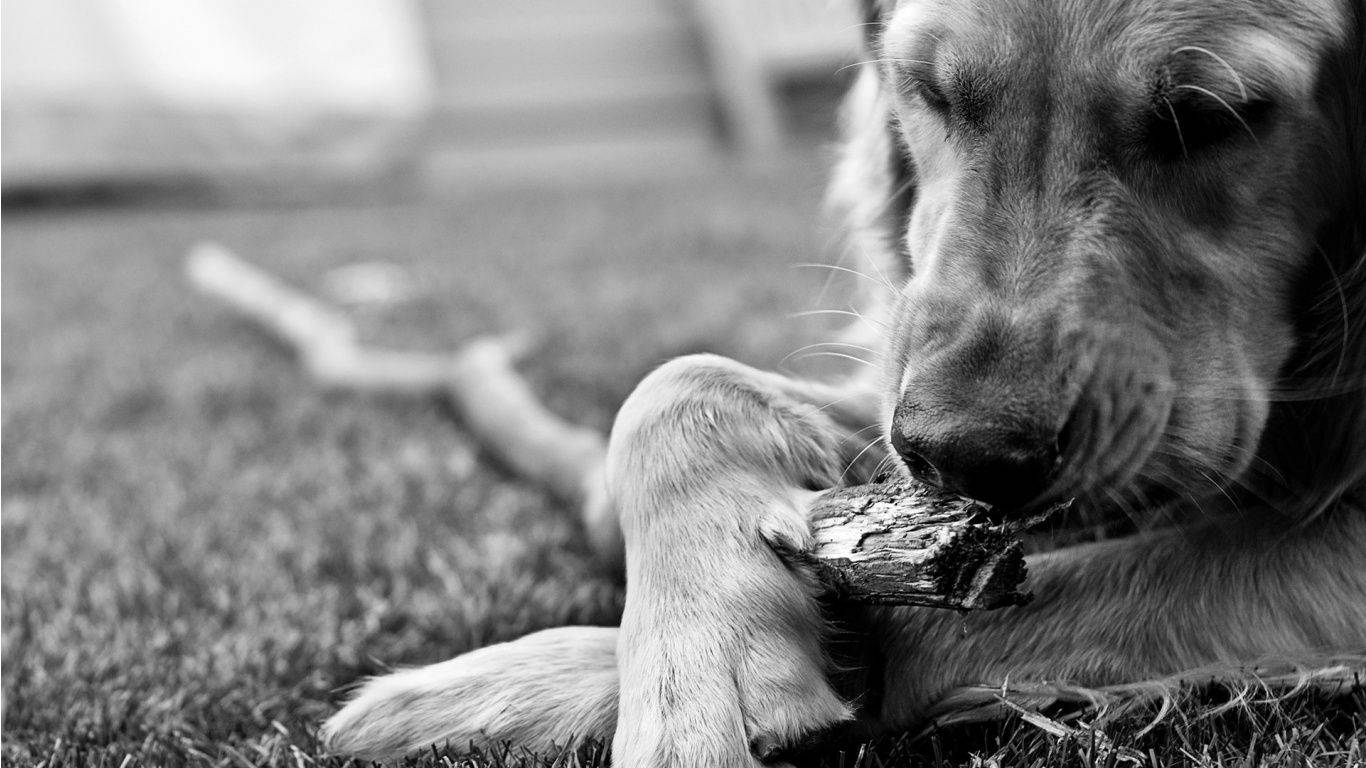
3;161;1363;767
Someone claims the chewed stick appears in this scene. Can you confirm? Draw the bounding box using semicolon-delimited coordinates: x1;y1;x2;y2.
790;479;1066;609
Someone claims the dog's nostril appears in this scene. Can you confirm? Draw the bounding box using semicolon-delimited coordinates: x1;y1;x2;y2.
891;422;1059;510
951;447;1059;510
890;432;942;487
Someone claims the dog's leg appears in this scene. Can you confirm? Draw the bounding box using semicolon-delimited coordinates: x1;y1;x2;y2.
322;358;883;761
321;626;621;758
872;512;1366;725
607;354;884;767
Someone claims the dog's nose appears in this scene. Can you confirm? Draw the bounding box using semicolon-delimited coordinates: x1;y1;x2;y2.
890;407;1059;510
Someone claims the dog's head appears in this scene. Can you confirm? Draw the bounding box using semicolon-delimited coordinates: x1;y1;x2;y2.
837;0;1365;519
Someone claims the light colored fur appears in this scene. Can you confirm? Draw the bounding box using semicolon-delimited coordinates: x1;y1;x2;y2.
606;357;880;767
323;0;1366;763
320;627;620;758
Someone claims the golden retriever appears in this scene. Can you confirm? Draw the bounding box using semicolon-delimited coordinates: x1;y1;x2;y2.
322;0;1365;763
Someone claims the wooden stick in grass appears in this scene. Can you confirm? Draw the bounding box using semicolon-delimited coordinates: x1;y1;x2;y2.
184;242;610;516
186;242;1049;607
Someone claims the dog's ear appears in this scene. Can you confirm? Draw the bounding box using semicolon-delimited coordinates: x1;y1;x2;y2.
826;3;916;290
1299;0;1366;509
1257;1;1366;514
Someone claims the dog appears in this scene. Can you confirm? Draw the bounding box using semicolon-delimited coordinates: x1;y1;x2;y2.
322;0;1365;764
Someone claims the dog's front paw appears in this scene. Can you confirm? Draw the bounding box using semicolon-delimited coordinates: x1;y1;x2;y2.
744;501;854;753
735;626;854;763
614;627;851;768
321;626;619;760
612;487;853;768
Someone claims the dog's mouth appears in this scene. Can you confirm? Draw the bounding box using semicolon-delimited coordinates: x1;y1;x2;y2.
890;330;1178;522
1040;342;1176;506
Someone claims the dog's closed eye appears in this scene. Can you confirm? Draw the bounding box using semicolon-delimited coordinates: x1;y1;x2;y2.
1146;73;1275;159
912;77;951;113
902;68;993;129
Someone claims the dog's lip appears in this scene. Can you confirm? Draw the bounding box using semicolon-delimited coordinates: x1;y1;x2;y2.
896;446;944;488
897;459;1070;528
972;496;1074;531
898;465;1072;530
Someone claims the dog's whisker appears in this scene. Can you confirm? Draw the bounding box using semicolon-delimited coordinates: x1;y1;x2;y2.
1100;485;1145;530
794;340;879;355
862;254;900;302
1308;243;1354;386
788;351;879;370
814;394;862;415
1172;45;1250;102
844;423;885;437
842;436;887;480
1164;470;1214;522
790;308;866;321
1145;441;1288;514
836;57;937;75
1239;453;1291;489
1123;468;1179;522
789;308;891;336
868;451;901;483
1161;96;1189;158
792;262;898;292
1141;464;1210;523
780;341;880;370
866;174;920;236
1149;444;1282;511
1172;84;1258;143
1190;464;1241;514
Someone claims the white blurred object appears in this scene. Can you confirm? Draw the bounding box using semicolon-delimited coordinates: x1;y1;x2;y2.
320;262;417;307
691;0;862;155
418;0;719;184
1;0;435;189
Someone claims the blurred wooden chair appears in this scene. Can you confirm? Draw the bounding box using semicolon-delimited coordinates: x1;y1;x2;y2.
691;0;862;155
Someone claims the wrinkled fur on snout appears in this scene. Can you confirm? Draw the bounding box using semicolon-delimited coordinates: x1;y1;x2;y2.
322;0;1366;763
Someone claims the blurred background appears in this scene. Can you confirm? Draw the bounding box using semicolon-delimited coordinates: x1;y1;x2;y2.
2;3;877;764
3;0;864;195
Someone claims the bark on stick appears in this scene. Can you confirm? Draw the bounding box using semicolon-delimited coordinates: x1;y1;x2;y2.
793;480;1045;610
